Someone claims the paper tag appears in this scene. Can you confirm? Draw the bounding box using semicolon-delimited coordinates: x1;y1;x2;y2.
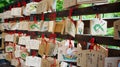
0;54;6;59
14;50;21;58
76;20;84;34
29;22;41;31
53;41;59;56
27;39;40;50
40;21;48;32
60;62;68;67
1;23;10;30
4;11;13;19
25;56;41;67
11;59;20;66
90;18;107;35
24;2;38;15
48;21;55;33
65;18;76;37
15;45;21;51
20;58;29;67
19;21;29;30
5;34;14;42
47;42;56;56
11;23;20;30
36;0;48;13
65;40;74;47
18;36;30;45
23;6;30;16
11;7;23;17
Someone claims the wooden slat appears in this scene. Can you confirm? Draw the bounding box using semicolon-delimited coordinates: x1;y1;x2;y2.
108;49;120;57
76;35;120;46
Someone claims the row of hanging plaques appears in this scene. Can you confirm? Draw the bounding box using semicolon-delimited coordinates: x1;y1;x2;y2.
0;0;108;19
1;31;109;67
0;0;56;19
0;16;108;37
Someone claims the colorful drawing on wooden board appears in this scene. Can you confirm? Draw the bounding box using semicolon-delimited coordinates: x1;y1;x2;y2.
30;23;40;30
62;47;77;62
93;23;105;33
21;52;29;60
58;40;77;62
6;46;14;52
90;18;107;35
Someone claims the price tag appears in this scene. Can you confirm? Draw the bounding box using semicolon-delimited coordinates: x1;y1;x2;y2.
18;36;30;45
